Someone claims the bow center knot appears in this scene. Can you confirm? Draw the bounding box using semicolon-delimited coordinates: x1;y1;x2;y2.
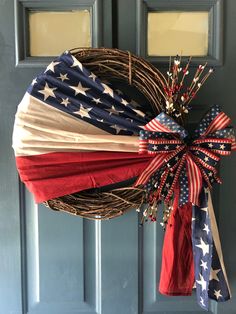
183;135;193;146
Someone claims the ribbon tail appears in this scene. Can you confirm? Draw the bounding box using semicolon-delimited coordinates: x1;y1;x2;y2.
159;188;194;296
134;154;166;186
192;188;231;311
186;154;202;206
207;190;232;301
192;189;213;311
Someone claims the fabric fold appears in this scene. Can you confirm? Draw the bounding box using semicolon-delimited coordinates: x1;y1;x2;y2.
12;51;155;202
191;188;231;310
159;189;194;296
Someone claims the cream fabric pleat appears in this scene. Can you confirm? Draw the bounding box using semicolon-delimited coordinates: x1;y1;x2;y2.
207;190;231;297
13;93;140;156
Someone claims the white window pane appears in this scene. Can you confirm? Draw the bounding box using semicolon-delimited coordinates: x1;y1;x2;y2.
29;10;91;57
148;11;209;56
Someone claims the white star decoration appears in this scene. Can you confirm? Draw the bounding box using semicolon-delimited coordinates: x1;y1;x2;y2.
106;106;118;115
61;98;70;107
31;78;37;86
101;83;114;98
58;73;69;82
203;223;210;234
92;98;102;104
38;83;57;100
196;273;207;291
214;289;222;300
200;259;208;271
220;144;226;150
200;207;208;214
133;108;146;117
200;296;205;307
89;73;97;81
44;61;60;73
111;125;123;134
195;237;209;256
208;143;213;148
121;98;129;106
153;145;158;150
74;105;92;119
204;156;209;162
210;268;221;282
70;82;90;96
71;55;83;71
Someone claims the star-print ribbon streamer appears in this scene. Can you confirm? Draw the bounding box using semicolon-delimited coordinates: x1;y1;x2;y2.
135;105;235;311
191;188;231;310
135;105;236;207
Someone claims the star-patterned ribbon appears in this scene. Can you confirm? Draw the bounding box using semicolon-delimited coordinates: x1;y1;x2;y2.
135;105;235;310
191;188;231;310
135;105;236;207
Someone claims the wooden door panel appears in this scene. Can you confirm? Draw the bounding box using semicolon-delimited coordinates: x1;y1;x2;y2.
22;190;99;314
116;1;236;313
0;0;235;313
101;211;139;314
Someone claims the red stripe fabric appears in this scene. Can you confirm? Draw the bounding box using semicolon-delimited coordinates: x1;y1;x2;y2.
165;154;186;203
231;136;236;151
139;139;148;153
159;190;194;295
204;112;231;135
186;155;202;206
134;154;166;186
16;151;153;203
144;119;171;132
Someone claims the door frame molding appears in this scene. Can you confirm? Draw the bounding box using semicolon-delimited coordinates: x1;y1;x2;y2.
136;0;223;66
14;0;104;67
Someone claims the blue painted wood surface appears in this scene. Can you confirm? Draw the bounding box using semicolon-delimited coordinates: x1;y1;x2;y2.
0;0;235;313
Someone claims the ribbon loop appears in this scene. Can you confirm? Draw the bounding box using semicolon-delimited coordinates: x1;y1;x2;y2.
135;105;235;207
136;105;235;311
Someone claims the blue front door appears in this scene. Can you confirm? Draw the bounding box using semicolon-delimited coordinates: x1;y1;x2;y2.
0;1;235;313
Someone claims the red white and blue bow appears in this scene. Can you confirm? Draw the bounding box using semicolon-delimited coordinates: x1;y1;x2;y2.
135;105;236;206
135;105;235;310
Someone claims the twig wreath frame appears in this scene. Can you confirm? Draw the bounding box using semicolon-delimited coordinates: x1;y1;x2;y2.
44;47;167;220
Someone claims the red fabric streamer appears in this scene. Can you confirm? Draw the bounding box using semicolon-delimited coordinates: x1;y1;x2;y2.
16;151;152;202
159;189;194;295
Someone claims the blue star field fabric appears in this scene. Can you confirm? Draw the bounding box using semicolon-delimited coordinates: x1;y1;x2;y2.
192;188;231;310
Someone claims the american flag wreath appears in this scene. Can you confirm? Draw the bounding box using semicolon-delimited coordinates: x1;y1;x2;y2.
12;49;235;310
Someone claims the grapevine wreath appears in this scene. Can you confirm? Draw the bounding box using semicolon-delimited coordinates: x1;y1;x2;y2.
44;48;167;220
12;48;235;310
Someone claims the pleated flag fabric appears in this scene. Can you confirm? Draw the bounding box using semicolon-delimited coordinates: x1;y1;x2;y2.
12;51;153;202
